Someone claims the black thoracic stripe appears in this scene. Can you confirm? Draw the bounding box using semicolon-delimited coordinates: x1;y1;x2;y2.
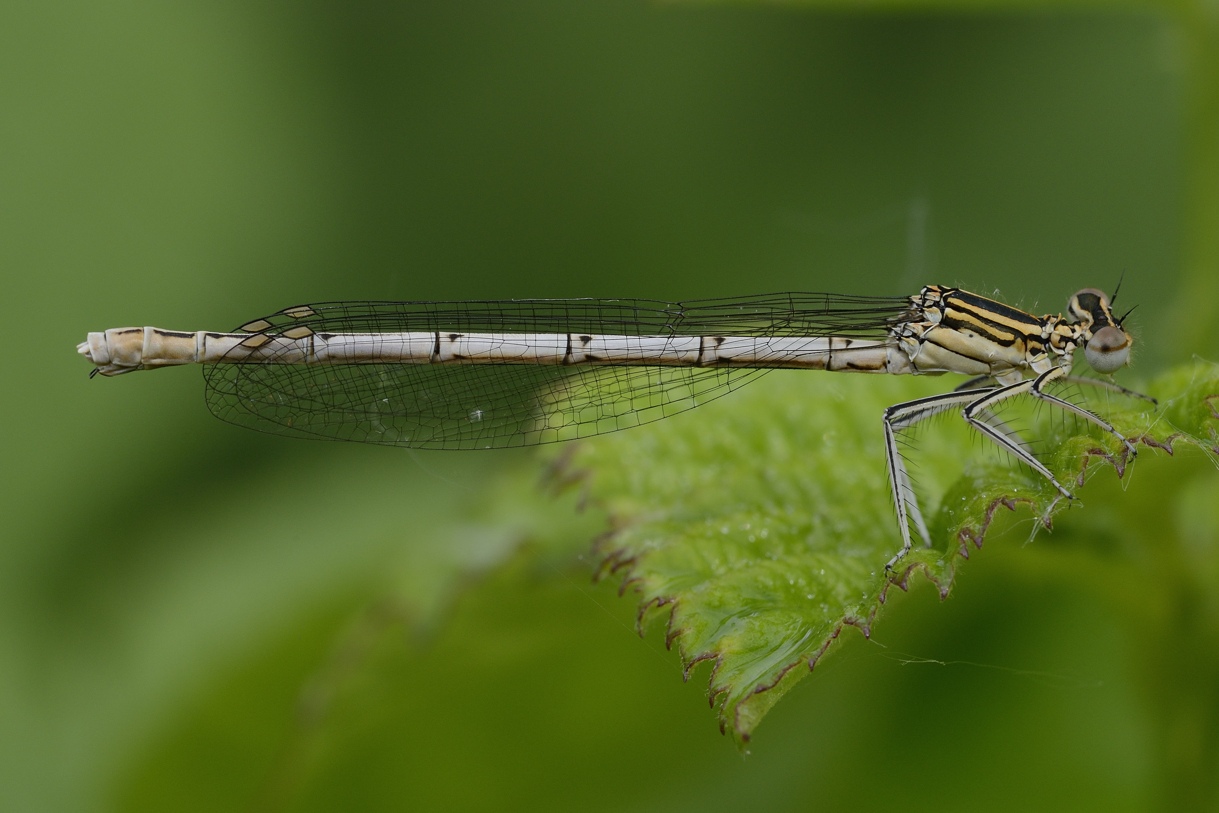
941;290;1044;347
940;307;1021;347
947;289;1042;325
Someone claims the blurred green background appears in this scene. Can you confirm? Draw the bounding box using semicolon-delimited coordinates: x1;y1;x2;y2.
4;1;1216;811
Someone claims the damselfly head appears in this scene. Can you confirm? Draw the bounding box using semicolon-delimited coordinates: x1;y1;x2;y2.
1085;325;1132;373
1066;288;1114;327
1067;288;1132;373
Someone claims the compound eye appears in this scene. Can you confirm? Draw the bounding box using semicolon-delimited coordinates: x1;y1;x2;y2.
1085;325;1130;373
1068;288;1111;324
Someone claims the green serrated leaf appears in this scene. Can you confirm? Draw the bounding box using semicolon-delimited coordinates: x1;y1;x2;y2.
563;362;1219;743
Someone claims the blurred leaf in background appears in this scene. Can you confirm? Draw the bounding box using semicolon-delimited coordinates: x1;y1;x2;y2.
3;1;1216;812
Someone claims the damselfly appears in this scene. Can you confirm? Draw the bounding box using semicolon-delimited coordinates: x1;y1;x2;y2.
78;285;1149;571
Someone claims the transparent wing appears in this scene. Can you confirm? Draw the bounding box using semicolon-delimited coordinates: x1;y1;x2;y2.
203;293;911;449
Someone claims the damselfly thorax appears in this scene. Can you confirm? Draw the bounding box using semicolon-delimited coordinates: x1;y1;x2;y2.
78;285;1148;571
